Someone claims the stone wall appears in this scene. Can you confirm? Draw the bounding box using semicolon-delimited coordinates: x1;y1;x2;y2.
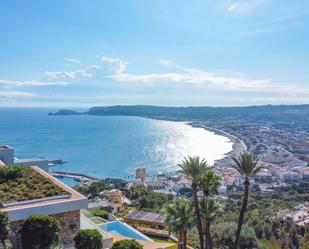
9;219;23;249
54;210;80;243
9;210;80;248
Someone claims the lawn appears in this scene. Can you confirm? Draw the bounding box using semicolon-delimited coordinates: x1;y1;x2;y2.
91;217;106;224
81;209;107;224
148;235;174;243
165;245;177;249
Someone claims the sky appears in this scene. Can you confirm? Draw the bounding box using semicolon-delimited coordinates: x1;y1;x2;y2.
0;0;309;107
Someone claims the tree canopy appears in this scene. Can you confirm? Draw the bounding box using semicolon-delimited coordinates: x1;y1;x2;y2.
111;240;143;249
21;214;61;249
74;229;103;249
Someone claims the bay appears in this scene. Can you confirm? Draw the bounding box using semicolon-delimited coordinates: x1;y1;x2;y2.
0;108;233;178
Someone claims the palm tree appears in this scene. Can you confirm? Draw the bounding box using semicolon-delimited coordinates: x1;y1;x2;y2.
200;199;222;247
179;157;207;249
232;153;264;249
165;198;195;249
199;170;221;249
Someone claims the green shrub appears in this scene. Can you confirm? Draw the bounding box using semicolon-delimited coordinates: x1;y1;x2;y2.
21;214;61;249
212;222;262;249
254;223;264;239
0;167;67;203
0;212;10;238
74;229;103;249
301;241;309;249
90;210;109;220
111;240;143;249
187;231;200;249
0;240;12;249
264;224;272;240
127;186;149;200
75;181;111;196
0;165;24;183
0;212;12;249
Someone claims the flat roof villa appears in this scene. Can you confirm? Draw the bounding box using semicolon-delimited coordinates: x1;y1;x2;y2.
0;146;175;249
0;166;88;248
0;145;49;171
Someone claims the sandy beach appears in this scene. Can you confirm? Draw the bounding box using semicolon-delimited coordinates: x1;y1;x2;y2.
189;122;247;167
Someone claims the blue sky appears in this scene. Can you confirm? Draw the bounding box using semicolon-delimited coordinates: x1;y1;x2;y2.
0;0;309;107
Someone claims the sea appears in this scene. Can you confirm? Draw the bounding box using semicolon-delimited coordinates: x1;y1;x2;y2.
0;108;233;184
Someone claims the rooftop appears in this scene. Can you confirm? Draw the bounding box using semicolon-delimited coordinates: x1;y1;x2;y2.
14;158;47;163
0;166;68;205
0;166;88;222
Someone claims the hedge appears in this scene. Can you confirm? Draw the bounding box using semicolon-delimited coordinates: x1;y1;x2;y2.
20;214;61;249
111;240;143;249
90;210;109;220
74;229;103;249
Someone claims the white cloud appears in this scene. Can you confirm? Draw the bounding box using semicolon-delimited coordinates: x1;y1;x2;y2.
1;56;308;104
101;56;129;74
159;59;179;68
64;58;81;64
0;79;68;88
227;0;268;13
228;3;241;12
42;69;92;82
107;66;309;95
42;57;130;82
0;90;36;98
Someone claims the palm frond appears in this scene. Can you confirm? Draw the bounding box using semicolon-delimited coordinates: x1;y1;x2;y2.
231;152;262;179
165;198;195;234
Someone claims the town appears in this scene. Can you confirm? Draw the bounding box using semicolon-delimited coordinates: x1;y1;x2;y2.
1;144;308;249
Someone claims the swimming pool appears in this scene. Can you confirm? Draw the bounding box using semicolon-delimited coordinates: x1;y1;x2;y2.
99;221;152;241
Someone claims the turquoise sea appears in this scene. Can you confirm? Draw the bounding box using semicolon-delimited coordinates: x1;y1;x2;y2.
0;108;233;179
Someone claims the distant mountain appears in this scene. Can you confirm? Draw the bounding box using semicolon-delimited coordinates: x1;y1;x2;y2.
50;104;309;124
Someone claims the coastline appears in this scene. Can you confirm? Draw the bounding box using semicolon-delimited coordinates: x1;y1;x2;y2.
49;112;247;174
188;121;247;166
50;118;245;183
49;109;247;159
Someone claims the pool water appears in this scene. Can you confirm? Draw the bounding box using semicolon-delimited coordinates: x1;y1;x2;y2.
99;221;151;241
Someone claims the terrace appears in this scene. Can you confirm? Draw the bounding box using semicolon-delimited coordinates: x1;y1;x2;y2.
124;210;171;237
124;210;168;227
0;165;88;245
0;166;87;219
80;209;174;249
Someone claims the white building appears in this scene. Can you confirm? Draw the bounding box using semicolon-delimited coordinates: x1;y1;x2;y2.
0;145;14;164
145;179;165;190
0;145;49;171
126;178;147;189
14;158;49;171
